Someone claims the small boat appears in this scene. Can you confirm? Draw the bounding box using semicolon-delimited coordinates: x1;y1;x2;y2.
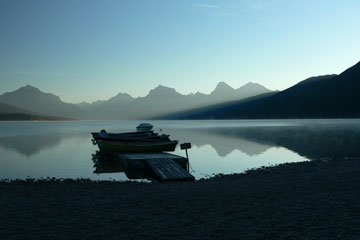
93;134;171;143
91;123;157;140
91;130;161;142
92;123;178;152
95;139;178;152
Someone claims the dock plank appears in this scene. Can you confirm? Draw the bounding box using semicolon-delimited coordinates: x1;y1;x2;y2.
146;158;195;182
118;152;185;160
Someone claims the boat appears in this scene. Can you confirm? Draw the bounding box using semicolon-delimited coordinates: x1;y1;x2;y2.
93;134;170;142
94;139;178;152
91;123;157;140
91;130;161;142
92;123;178;152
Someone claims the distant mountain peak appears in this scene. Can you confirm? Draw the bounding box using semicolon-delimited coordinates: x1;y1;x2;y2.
18;85;41;92
14;85;63;100
114;92;132;98
211;82;234;95
155;84;174;90
195;91;205;95
107;92;134;103
243;82;258;86
216;81;233;89
188;91;206;97
146;85;182;97
237;82;271;92
11;85;59;100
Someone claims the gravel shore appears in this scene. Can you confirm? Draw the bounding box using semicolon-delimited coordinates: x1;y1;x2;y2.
1;157;359;240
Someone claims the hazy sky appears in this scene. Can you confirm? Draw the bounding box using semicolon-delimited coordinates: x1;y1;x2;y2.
1;0;359;103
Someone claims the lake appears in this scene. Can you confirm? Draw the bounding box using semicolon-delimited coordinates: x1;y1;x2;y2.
0;119;359;181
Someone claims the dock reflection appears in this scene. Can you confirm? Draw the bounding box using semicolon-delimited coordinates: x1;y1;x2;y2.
92;151;155;180
92;151;193;182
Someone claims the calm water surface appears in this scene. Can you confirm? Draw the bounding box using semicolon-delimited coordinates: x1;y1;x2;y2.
0;120;359;181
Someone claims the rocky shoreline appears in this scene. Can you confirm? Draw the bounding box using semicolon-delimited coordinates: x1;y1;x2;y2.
1;157;359;239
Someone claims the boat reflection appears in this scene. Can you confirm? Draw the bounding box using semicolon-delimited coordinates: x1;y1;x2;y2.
1;121;360;159
92;151;124;174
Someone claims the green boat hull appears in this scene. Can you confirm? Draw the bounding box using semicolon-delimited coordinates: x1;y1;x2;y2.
96;140;178;153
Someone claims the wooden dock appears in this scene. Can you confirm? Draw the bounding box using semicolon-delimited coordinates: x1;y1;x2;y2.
116;152;195;182
146;158;194;182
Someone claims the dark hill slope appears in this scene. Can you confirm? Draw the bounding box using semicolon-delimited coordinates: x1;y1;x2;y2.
157;92;278;119
0;113;70;121
172;61;360;119
0;103;34;114
0;103;71;121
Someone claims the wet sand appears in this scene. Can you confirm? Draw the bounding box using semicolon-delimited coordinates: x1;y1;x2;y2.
1;157;359;240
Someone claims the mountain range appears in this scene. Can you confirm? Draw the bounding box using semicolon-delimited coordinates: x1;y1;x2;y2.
2;60;359;120
0;82;272;120
162;61;360;119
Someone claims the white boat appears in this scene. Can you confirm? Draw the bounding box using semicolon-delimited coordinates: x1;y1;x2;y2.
91;123;178;152
136;123;153;132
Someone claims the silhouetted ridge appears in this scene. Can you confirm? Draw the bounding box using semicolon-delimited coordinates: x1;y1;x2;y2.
163;61;360;119
0;82;272;120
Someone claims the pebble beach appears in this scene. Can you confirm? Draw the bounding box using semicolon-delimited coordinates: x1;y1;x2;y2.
1;157;359;240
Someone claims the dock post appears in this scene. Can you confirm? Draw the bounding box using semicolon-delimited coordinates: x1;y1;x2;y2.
180;142;192;172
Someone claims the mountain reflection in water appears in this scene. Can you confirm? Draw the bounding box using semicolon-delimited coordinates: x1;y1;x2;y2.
0;134;63;156
0;132;88;157
163;121;360;159
0;120;359;180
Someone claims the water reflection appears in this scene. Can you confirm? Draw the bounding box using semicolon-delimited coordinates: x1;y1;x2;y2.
202;125;360;159
0;131;90;157
0;135;62;156
167;122;360;159
167;128;272;157
92;152;124;174
0;130;272;157
92;151;155;181
1;122;360;159
0;120;360;180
